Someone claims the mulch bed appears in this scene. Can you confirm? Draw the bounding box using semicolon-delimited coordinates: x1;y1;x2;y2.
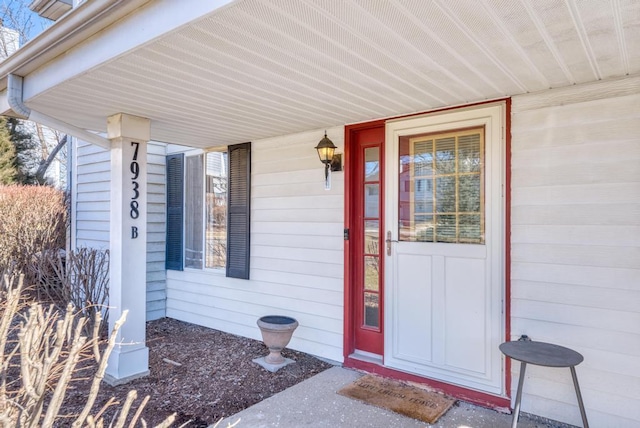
60;317;333;427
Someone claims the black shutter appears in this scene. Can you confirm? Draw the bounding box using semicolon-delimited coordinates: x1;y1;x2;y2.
226;142;251;279
166;153;184;270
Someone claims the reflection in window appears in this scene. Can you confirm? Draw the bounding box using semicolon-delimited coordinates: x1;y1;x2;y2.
185;155;204;268
205;151;228;269
364;184;379;218
364;292;379;328
362;146;380;330
399;128;484;244
364;147;380;181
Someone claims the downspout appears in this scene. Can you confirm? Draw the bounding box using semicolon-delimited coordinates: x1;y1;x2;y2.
66;134;74;255
7;74;110;149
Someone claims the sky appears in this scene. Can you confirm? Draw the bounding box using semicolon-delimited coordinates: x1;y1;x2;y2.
1;0;52;42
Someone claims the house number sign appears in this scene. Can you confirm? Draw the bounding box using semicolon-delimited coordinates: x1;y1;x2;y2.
130;141;141;239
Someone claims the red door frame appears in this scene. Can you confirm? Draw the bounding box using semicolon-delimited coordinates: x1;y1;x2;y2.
343;119;386;358
346;122;386;356
343;99;512;410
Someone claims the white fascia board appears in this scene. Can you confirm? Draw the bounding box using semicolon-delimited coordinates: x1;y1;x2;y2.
0;0;142;87
23;0;236;102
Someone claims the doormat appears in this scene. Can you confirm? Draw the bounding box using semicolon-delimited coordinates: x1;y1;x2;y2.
337;374;456;424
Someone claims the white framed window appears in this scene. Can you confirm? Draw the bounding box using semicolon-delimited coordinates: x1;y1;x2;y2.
166;143;250;279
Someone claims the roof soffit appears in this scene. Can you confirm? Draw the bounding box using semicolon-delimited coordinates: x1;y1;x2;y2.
17;0;640;148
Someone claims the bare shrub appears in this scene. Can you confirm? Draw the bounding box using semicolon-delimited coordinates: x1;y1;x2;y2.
0;274;176;427
32;248;109;336
0;185;66;283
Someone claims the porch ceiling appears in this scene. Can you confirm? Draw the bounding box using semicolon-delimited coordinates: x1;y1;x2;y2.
24;0;640;148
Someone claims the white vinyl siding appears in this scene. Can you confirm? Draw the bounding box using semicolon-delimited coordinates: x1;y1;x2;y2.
166;127;345;362
146;142;167;320
74;141;110;247
73;140;167;321
510;77;640;428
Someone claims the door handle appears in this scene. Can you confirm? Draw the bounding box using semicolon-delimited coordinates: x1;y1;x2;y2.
385;231;398;256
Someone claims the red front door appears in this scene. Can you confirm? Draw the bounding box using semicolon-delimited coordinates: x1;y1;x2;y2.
349;125;385;356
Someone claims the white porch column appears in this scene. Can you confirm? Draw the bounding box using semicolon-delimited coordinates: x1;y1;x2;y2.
105;113;150;384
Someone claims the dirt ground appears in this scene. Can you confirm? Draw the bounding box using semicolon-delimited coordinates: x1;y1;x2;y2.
61;317;333;427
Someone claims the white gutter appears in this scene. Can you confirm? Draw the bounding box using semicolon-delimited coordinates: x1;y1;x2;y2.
8;74;110;149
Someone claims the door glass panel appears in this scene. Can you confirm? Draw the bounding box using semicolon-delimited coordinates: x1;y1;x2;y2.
458;134;481;173
436;214;456;243
364;256;379;291
364;184;379;217
460;214;482;241
399;128;484;244
364;292;379;328
436;176;456;212
435;137;456;174
458;175;481;212
414;215;434;242
413;140;434;176
364;147;380;181
414;179;433;213
364;220;379;254
361;143;382;335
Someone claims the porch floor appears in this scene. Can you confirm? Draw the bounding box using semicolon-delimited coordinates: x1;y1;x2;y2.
219;366;574;427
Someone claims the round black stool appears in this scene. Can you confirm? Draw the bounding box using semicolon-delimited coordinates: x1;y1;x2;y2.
499;341;589;428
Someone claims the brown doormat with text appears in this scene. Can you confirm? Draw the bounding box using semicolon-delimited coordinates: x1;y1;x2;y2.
337;374;456;424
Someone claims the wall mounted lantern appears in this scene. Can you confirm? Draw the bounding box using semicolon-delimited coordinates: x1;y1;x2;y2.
315;130;340;190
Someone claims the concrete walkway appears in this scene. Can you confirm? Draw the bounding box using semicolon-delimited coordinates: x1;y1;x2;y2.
219;366;569;428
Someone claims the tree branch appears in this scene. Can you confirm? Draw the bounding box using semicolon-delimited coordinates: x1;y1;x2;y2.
35;135;66;183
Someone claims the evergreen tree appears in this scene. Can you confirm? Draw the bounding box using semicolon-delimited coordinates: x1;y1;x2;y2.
0;117;17;184
6;117;38;184
1;4;63;186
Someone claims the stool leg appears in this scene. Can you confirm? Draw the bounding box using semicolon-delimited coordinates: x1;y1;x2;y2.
570;366;589;428
512;362;527;428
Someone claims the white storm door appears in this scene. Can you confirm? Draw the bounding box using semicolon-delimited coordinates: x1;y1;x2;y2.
384;104;505;395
